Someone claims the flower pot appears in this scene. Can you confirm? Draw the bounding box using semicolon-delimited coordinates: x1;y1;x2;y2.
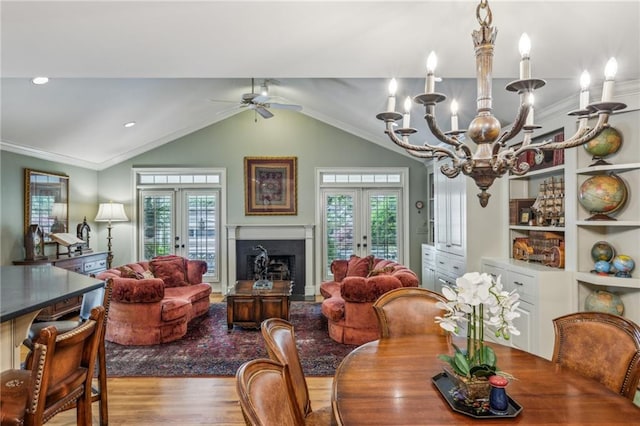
445;368;491;401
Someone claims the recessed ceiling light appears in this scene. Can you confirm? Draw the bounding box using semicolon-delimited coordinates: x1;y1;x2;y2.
31;77;49;85
123;121;136;128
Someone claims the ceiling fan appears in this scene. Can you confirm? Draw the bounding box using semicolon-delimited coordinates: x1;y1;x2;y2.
213;78;302;120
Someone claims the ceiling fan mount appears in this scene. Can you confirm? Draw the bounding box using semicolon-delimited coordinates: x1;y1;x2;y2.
213;78;302;120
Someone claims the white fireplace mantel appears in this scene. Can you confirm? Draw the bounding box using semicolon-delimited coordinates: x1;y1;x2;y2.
226;224;315;297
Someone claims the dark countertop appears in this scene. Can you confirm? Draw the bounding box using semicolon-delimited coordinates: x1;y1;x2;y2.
0;265;104;322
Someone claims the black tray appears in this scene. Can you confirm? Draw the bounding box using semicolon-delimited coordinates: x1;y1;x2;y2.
432;372;523;419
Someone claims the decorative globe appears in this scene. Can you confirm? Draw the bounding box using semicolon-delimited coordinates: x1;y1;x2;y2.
612;254;635;278
583;127;622;160
590;241;615;262
578;174;628;219
584;290;624;315
593;260;611;274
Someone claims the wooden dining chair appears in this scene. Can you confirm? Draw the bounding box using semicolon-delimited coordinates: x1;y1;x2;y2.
1;306;105;425
261;318;332;425
373;287;448;338
23;279;113;426
552;311;640;400
235;358;305;426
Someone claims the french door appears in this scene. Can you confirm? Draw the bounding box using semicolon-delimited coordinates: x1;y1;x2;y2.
139;189;219;281
321;188;402;278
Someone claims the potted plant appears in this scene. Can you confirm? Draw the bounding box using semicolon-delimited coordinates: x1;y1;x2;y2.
435;272;520;400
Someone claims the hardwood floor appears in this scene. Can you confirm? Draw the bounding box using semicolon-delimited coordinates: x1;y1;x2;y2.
46;293;334;425
46;376;333;425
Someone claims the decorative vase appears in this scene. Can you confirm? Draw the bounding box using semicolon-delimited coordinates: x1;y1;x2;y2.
489;375;509;415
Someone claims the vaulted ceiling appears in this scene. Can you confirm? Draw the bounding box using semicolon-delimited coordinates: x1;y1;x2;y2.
2;1;638;170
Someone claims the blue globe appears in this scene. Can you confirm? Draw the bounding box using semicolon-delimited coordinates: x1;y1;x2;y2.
612;255;635;278
594;260;611;274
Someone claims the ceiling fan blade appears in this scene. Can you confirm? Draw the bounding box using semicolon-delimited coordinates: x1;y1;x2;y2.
268;103;303;111
255;107;274;119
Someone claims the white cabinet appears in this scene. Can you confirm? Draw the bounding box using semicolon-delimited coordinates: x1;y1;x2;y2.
482;257;572;360
421;244;436;291
434;161;465;257
434;250;466;294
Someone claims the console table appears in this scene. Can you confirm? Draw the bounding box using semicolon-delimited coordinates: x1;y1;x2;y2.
13;251;107;320
226;280;293;331
0;265;104;370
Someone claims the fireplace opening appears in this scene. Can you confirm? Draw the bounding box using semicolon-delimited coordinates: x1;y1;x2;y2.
236;239;305;300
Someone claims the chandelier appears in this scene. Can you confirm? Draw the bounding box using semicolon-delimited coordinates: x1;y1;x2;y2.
376;0;626;207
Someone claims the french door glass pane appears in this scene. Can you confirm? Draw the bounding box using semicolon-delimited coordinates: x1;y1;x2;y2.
142;193;173;259
325;193;355;276
185;193;217;279
369;193;399;261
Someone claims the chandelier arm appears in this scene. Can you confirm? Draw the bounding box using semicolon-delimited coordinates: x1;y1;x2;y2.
424;107;466;150
496;99;530;146
384;122;453;156
535;113;609;150
384;123;432;153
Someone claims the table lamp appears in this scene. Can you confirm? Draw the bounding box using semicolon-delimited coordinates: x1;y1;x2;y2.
95;201;129;268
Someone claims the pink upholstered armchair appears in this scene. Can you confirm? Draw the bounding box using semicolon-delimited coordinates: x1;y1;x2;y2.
320;255;419;345
96;255;212;345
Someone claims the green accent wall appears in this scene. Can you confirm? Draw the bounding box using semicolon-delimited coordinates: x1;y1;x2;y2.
0;151;98;264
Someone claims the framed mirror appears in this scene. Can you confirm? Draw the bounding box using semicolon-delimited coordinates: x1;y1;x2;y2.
24;169;69;243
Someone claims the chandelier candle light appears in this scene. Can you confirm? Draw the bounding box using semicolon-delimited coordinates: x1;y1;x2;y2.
376;0;627;207
95;201;129;269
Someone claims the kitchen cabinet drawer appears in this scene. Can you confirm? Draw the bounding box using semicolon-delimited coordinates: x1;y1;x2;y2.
506;269;537;304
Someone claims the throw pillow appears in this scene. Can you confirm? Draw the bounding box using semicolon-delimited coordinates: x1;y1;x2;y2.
346;255;374;277
367;265;395;277
149;256;188;287
118;266;144;279
141;270;155;279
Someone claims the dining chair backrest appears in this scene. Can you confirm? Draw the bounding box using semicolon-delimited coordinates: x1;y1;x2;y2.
373;287;448;338
235;358;304;426
0;326;52;426
2;305;105;425
261;318;311;417
552;311;640;400
23;279;113;425
37;305;105;424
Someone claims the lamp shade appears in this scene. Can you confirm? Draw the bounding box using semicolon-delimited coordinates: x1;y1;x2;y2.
95;202;129;222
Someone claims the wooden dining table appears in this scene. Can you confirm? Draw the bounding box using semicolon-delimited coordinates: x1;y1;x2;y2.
332;334;639;425
0;265;104;370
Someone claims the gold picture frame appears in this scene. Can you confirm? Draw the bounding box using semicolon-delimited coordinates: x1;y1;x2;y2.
244;157;297;215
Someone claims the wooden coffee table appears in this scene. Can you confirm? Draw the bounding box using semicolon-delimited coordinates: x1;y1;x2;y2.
226;280;293;331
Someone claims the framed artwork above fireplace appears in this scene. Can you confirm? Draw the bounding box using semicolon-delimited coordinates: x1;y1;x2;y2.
244;156;297;215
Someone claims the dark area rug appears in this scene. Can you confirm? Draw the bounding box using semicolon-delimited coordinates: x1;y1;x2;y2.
105;302;357;377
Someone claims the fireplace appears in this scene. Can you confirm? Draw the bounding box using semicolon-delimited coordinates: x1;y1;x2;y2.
236;240;305;300
227;225;315;301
